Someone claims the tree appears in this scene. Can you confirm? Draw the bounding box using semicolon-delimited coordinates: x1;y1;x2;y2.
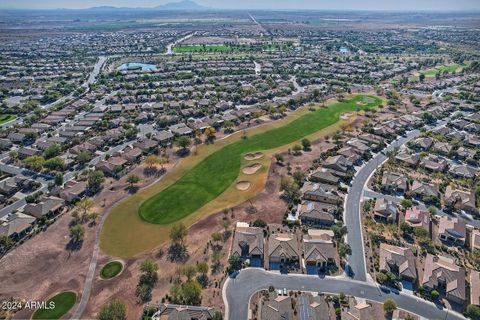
9;150;18;162
275;154;284;165
331;223;348;240
175;136;192;151
127;174;140;188
401;199;413;208
338;242;352;258
292;169;306;185
96;299;127;320
279;176;300;203
466;304;480;320
227;255;241;273
383;299;397;314
69;224;85;244
430;289;440;300
144;154;160;168
211;232;223;242
140;259;159;283
23;155;45;172
88;170;105;193
222;219;231;237
182;265;197;281
212;311;223;320
419;74;425;82
44;144;62;159
0;235;14;252
136;259;158;303
473;249;480;268
169;223;188;262
292;144;302;155
44;156;66;171
414;227;429;239
301;138;311;151
170;223;188;244
54;172;64;186
181;280;202;305
421;112;435;124
376;272;388;285
77;151;92;165
252;219;267;228
196;261;209;288
197;261;209;275
204;127;217;142
400;222;413;236
76;197;95;222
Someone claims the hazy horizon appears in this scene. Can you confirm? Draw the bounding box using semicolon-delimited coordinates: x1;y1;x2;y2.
2;0;480;11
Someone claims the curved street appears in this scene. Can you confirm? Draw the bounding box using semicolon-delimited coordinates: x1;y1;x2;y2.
344;128;421;281
223;268;465;320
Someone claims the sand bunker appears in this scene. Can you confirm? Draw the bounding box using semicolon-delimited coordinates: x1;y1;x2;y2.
236;181;251;191
340;113;352;120
244;152;264;161
242;163;262;175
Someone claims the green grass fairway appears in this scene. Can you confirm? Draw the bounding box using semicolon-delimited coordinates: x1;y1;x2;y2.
100;261;123;279
174;44;233;53
173;44;291;53
0;114;16;125
420;63;467;77
32;291;76;320
139;95;382;224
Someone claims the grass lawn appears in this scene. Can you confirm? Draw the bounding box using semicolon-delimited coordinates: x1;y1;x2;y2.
420;63;467;77
0;114;16;125
100;261;123;279
32;291;76;320
173;44;291;53
173;45;234;53
100;94;383;257
139;95;382;224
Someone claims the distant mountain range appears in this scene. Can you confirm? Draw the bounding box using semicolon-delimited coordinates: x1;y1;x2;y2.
85;1;209;11
156;0;208;11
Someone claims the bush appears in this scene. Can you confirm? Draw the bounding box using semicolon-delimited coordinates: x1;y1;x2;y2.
97;299;126;320
466;304;480;320
383;299;397;314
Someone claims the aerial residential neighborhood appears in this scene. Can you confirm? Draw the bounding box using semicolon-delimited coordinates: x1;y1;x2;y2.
0;1;480;320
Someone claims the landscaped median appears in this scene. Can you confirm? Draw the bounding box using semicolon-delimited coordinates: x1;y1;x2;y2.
100;95;383;258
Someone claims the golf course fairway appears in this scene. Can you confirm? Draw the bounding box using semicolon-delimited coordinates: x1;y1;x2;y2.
100;94;382;257
139;94;382;224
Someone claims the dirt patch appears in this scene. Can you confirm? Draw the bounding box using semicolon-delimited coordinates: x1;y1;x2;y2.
340;112;353;120
242;163;262;175
244;152;264;161
235;181;251;191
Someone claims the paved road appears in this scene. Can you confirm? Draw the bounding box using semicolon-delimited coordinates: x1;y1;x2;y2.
223;268;465;320
344;129;420;281
84;56;106;87
343;115;454;281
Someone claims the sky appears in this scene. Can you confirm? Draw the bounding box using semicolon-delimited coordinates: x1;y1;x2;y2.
1;0;480;11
